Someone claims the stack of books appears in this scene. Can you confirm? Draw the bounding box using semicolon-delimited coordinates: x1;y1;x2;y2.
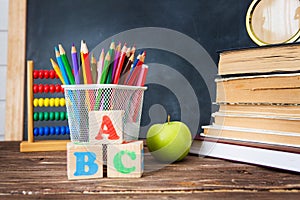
190;43;300;172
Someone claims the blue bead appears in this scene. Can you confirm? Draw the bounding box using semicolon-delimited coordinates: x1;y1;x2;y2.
55;126;60;135
66;126;70;135
50;126;55;135
39;127;44;136
34;127;39;136
60;126;66;135
44;126;50;136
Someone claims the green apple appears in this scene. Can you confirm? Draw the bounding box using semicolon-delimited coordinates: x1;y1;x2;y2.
146;115;192;163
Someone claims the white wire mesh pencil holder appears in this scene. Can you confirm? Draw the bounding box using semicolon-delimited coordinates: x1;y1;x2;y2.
62;84;147;144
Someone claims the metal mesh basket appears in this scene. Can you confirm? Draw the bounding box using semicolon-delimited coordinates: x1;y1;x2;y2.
62;84;147;144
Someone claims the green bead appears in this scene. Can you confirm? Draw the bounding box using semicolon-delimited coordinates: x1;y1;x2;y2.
55;112;60;121
60;112;65;120
44;112;49;121
38;112;44;121
33;113;38;121
49;112;54;120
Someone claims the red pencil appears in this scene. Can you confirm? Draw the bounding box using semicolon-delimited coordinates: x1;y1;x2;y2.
80;40;93;84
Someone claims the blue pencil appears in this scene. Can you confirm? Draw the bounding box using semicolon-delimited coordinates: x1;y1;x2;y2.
55;46;70;85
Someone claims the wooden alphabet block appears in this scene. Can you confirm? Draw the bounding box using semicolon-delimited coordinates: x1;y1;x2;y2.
67;142;103;180
89;110;124;144
107;140;144;178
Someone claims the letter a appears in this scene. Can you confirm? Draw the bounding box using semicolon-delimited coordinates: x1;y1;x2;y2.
95;115;119;140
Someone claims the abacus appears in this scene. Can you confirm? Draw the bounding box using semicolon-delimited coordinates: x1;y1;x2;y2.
20;61;70;152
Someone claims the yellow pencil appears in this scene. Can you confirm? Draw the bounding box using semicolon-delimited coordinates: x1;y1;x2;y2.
50;58;66;85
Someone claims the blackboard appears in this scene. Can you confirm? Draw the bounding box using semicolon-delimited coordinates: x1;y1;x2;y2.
25;0;256;140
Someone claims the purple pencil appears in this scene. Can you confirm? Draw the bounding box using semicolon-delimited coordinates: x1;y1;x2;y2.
71;44;80;84
112;42;121;82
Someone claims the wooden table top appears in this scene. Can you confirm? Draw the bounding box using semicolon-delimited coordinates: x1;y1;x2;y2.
0;141;299;199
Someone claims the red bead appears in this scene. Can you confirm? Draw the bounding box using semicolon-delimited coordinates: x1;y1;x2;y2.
55;73;59;79
38;84;44;93
38;70;44;79
44;84;49;93
33;70;39;79
49;70;56;79
55;84;61;93
61;87;64;93
33;84;38;93
49;84;55;93
44;70;49;79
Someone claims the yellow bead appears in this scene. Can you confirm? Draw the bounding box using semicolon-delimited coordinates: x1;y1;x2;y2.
60;98;65;107
44;98;50;107
33;99;39;107
54;98;60;107
49;98;55;107
38;98;44;107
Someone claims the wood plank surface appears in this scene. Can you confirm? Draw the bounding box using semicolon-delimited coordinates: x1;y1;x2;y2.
0;142;299;199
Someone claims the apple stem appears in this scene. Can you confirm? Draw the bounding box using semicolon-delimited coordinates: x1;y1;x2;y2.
167;114;170;124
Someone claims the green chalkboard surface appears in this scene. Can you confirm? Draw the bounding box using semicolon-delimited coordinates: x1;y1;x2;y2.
25;0;256;140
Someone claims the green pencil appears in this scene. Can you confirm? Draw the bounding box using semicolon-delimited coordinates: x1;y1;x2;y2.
100;51;111;84
58;44;75;84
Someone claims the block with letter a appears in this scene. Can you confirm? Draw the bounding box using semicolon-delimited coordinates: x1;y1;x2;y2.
67;142;103;180
89;110;124;144
107;140;144;178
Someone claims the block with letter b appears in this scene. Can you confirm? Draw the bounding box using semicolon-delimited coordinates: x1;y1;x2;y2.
107;140;144;178
67;142;103;180
89;110;124;144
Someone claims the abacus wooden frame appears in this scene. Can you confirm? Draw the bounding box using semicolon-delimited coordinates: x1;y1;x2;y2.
5;0;69;151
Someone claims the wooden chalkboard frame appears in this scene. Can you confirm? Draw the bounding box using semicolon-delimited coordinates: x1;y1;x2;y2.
5;0;27;141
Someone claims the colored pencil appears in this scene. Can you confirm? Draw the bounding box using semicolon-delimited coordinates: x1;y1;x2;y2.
126;64;143;86
80;40;93;84
54;47;70;85
50;58;66;85
112;42;121;81
71;44;80;84
97;49;104;84
80;40;87;84
119;53;134;84
105;41;115;84
58;44;75;84
113;43;127;84
91;53;97;84
100;51;111;84
136;64;148;86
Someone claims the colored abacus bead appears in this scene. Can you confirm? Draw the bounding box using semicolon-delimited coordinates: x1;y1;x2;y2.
33;84;38;93
61;87;64;93
39;127;44;136
55;84;61;93
61;126;66;135
49;98;55;107
44;98;50;107
49;112;55;120
60;98;65;107
38;70;44;79
49;84;55;93
60;112;65;120
54;98;60;107
44;70;49;79
55;72;59;79
66;126;70;134
54;112;60;121
55;126;60;135
44;84;50;93
38;112;44;121
44;126;50;136
33;112;38;121
33;70;39;79
38;98;44;107
33;99;39;107
44;112;49;121
38;84;44;93
49;70;56;79
34;127;39;136
50;126;55;135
